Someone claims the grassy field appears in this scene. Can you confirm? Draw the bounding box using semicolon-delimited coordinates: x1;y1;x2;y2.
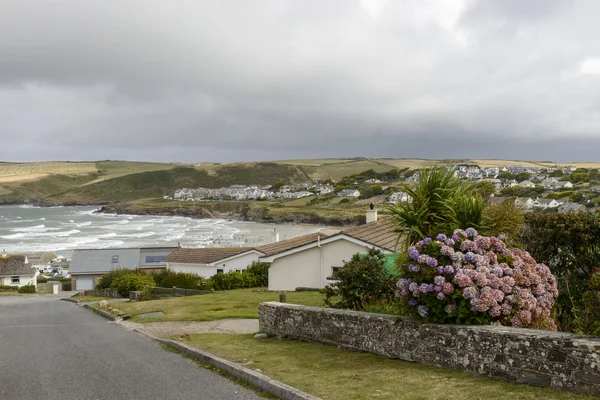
272;158;355;166
84;161;176;185
301;160;394;181
185;334;591;400
0;162;97;180
109;289;325;323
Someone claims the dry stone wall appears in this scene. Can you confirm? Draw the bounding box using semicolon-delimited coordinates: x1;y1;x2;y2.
258;302;600;396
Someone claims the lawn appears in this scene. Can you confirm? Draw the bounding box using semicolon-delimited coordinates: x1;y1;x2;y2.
72;295;115;302
185;334;593;400
113;289;326;322
0;292;21;296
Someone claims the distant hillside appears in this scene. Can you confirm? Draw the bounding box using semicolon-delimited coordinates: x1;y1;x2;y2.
49;163;306;203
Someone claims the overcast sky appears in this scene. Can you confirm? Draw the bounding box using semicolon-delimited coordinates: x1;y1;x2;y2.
1;0;600;163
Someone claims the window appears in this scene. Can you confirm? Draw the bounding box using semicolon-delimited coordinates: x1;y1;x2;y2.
216;269;224;274
11;276;20;284
145;255;165;263
111;255;119;264
235;269;242;273
327;266;341;281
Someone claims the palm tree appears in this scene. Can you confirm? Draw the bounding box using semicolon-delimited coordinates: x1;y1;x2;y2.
388;166;484;249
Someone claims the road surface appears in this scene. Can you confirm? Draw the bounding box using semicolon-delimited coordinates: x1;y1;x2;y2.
0;295;260;400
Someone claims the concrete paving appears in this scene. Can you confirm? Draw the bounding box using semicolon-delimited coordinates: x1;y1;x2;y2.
0;295;260;400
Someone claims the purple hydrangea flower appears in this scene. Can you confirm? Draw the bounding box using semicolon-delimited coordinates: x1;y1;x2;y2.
419;283;429;293
408;298;418;306
437;292;446;300
464;252;475;262
427;284;435;292
423;237;433;244
437;266;445;274
408;264;421;272
417;305;428;317
436;234;447;241
409;282;418;291
451;233;460;242
465;227;478;238
444;265;455;275
408;247;420;260
445;238;455;246
427;257;438;267
434;275;445;286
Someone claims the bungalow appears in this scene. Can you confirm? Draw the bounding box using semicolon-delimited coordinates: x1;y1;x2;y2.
519;180;536;188
514;197;535;209
532;198;563;209
337;189;360;197
388;191;410;203
165;247;264;277
69;247;177;291
0;250;37;289
558;202;586;213
365;178;382;184
261;212;399;291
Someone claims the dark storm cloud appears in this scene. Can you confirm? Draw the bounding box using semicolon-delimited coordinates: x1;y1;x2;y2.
1;0;600;163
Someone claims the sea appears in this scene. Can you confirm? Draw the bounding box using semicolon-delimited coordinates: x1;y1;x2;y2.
0;205;332;258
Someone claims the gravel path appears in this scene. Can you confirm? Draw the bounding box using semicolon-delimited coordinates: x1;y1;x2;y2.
121;319;260;338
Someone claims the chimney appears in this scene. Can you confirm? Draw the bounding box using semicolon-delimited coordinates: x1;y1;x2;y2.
366;206;378;224
271;228;280;243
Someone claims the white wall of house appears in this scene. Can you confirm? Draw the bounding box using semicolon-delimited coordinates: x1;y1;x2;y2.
267;239;376;291
1;274;36;288
168;252;261;278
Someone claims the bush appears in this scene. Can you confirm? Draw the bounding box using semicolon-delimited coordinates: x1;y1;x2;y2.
209;271;249;291
0;285;19;292
521;212;600;331
244;262;269;287
109;270;155;297
37;276;48;284
18;285;36;293
396;229;558;329
572;272;600;336
62;282;72;291
96;268;131;289
322;248;396;311
154;270;209;290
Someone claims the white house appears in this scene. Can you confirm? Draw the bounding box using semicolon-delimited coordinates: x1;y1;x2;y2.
165;247;264;278
558;202;586;213
337;189;360;197
533;198;563;209
519;180;536;188
365;178;382;184
260;214;399;291
0;251;37;289
388;192;410;203
514;197;535;209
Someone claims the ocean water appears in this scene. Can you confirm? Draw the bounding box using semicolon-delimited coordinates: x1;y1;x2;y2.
0;205;331;258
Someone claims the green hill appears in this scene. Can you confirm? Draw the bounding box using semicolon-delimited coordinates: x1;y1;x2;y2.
49;163;305;203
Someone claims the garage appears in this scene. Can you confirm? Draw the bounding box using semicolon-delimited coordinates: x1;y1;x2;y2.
75;275;94;291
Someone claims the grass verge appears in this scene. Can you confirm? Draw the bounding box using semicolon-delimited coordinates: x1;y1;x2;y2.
111;288;326;322
184;334;593;400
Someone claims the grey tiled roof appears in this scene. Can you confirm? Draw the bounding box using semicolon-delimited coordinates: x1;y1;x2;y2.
0;255;35;276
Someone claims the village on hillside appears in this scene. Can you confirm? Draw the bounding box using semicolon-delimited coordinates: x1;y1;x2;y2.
168;163;600;213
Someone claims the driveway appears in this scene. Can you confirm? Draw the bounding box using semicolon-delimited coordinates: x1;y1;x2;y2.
0;295;260;400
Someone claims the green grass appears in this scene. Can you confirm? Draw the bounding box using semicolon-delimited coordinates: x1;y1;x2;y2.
0;292;21;296
185;334;592;400
112;289;325;323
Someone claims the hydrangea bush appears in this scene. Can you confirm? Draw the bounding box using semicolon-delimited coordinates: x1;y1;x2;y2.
396;228;559;330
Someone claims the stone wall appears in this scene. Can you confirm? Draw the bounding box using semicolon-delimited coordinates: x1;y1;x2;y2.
258;302;600;396
81;289;122;298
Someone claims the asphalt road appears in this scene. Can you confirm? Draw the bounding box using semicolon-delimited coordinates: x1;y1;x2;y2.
0;295;260;400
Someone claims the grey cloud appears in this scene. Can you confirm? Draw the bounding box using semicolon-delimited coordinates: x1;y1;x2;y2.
1;0;600;163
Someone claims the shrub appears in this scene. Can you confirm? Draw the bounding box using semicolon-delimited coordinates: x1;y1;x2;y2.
62;282;72;291
37;276;48;284
0;285;19;292
209;271;249;291
572;272;600;336
322;248;396;311
154;270;208;290
338;198;350;204
521;212;600;331
109;270;155;297
396;229;558;329
96;269;131;289
18;285;36;293
244;262;269;287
